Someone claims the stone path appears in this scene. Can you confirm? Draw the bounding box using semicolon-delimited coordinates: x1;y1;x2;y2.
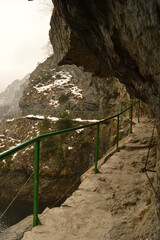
9;119;160;239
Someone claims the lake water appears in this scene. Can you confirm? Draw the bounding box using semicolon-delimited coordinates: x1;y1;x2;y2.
0;200;51;233
0;201;34;232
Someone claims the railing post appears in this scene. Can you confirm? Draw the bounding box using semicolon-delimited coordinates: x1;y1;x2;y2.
33;140;41;227
120;104;122;120
138;100;140;123
117;114;120;151
130;99;133;134
124;102;127;117
95;123;100;174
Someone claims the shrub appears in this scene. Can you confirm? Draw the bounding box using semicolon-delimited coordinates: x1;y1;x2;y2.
39;118;63;163
80;140;91;149
39;117;51;134
43;72;52;81
59;94;70;104
56;112;74;130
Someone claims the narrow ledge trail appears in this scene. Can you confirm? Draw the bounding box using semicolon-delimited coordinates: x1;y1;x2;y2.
3;118;159;240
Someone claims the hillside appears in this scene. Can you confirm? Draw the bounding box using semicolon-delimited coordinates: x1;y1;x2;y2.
20;56;128;118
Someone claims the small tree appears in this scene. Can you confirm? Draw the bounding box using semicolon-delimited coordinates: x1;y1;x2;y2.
39;118;63;163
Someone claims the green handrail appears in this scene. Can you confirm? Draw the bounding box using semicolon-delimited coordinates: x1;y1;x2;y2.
0;99;140;227
116;115;120;151
138;100;140;123
130;99;133;133
33;140;41;226
95;123;100;174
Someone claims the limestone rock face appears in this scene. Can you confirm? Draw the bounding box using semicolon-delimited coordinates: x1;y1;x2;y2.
50;0;160;117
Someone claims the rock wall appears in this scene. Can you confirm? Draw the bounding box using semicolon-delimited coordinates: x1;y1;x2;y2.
50;1;160;113
50;0;160;222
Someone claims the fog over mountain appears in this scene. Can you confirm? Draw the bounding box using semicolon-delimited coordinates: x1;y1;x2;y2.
0;74;30;119
0;0;52;93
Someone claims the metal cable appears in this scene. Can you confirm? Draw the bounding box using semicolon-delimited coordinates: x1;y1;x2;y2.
51;177;81;208
0;172;34;220
40;164;93;219
142;121;160;203
144;122;156;170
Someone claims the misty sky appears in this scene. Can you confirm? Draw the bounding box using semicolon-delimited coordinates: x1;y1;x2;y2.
0;0;53;92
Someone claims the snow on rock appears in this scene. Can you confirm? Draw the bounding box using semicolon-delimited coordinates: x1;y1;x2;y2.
33;70;83;101
26;115;45;120
68;146;73;150
53;72;72;88
76;129;84;133
0;145;5;149
7;118;15;122
22;146;34;155
26;115;60;122
68;147;73;150
43;166;49;169
12;152;18;161
74;118;101;122
70;86;82;98
34;84;54;93
8;137;15;143
26;114;102;123
49;100;60;107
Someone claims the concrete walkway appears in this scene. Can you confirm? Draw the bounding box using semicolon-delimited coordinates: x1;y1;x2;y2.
22;118;158;240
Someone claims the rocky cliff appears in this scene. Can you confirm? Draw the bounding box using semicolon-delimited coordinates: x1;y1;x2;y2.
50;1;160;113
50;0;160;231
19;56;128;118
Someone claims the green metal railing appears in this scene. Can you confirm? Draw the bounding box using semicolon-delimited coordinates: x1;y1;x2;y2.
0;99;140;227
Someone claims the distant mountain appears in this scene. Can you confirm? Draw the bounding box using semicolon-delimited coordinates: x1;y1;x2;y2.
0;74;30;119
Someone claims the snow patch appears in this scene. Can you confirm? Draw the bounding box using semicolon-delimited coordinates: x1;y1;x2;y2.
70;86;83;98
0;145;5;148
74;118;101;123
68;146;73;150
12;152;18;161
26;115;45;120
76;129;84;133
26;115;60;122
48;116;59;121
49;99;60;107
7;119;15;122
43;166;49;169
34;84;53;93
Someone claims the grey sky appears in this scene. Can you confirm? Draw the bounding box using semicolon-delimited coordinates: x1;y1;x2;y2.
0;0;53;92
